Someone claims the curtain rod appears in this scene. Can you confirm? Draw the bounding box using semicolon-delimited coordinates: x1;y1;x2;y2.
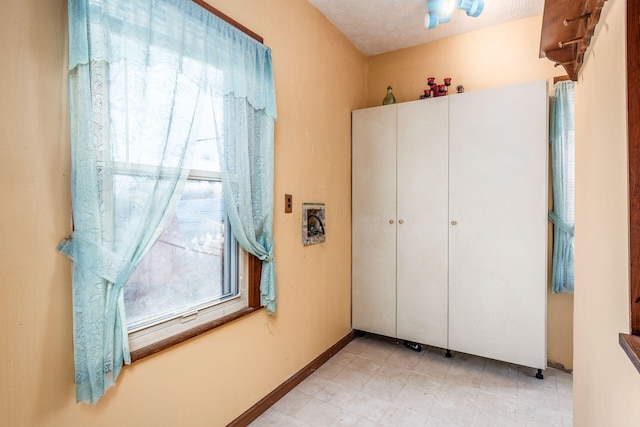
191;0;264;44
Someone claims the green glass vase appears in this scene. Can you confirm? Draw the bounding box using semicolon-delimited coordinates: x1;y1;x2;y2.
382;86;396;105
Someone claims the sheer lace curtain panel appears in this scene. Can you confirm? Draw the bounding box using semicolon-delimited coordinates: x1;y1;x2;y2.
549;80;575;294
58;0;276;404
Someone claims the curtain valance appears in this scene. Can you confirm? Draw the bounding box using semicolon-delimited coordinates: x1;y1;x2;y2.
68;0;277;118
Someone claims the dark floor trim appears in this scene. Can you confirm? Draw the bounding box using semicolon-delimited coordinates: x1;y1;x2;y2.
228;330;357;427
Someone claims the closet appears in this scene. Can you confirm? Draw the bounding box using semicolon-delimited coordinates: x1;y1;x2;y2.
351;80;548;371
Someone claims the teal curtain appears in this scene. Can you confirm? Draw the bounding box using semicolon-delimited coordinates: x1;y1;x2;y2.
219;96;277;312
59;0;276;404
549;80;575;293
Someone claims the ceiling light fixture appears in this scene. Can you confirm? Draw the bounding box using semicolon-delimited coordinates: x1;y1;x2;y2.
425;0;485;29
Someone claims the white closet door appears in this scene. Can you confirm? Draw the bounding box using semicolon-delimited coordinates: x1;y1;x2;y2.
396;98;449;348
352;105;398;337
448;80;548;369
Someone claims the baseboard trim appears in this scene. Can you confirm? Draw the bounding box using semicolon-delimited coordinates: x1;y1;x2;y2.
227;330;357;427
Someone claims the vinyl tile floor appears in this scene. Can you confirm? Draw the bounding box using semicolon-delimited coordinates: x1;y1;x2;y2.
249;335;572;427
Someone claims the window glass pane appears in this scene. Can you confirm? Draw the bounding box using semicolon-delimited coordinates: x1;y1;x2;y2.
124;179;234;330
190;88;224;172
109;43;203;167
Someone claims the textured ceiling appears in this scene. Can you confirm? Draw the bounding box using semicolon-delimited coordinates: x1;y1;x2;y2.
307;0;545;56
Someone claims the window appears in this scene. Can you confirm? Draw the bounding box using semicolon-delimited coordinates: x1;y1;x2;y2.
62;0;275;403
122;96;254;355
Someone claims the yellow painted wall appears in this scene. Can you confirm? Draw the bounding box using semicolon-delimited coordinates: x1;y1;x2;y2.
366;15;574;370
366;16;560;106
573;0;640;425
0;0;366;426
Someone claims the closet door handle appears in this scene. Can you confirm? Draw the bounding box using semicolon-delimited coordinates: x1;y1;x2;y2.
389;219;394;224
451;220;457;226
398;219;404;224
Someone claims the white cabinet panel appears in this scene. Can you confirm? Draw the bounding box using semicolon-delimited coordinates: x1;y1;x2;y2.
396;98;449;348
352;105;398;338
448;80;548;369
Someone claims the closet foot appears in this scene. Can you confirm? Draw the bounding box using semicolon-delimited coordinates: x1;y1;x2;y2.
536;369;544;380
445;349;452;358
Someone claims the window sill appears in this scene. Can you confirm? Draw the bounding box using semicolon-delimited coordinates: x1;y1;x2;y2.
619;333;640;374
130;305;264;362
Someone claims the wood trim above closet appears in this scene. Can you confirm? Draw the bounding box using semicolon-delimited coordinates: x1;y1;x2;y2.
540;0;607;80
